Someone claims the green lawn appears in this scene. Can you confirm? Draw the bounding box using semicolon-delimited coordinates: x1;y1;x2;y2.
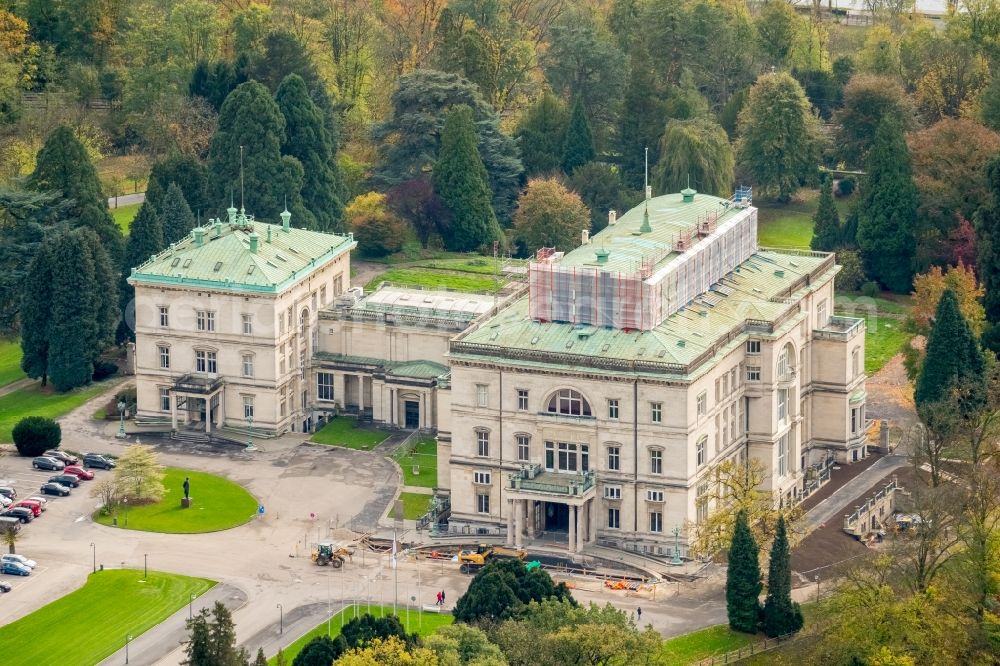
398;491;433;520
0;569;215;666
757;206;815;249
0;380;112;442
111;202;141;234
95;467;257;533
412;255;515;275
836;294;911;316
270;604;453;665
311;417;389;450
0;338;25;387
394;437;437;488
660;624;757;663
862;313;911;374
364;267;499;293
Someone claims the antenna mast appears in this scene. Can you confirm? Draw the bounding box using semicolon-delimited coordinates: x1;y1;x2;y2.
644;146;648;191
239;145;245;210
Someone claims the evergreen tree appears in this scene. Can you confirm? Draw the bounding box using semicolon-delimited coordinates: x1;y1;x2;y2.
975;157;1000;321
762;515;803;637
653;117;734;197
20;240;54;385
125;203;163;274
146;153;210;215
47;232;97;391
726;509;762;634
252;648;267;666
562;97;596;175
160;184;196;246
433;105;500;252
77;228;117;357
292;635;342;666
856;117;918;293
208;81;313;227
618;47;668;189
206;601;246;666
276;74;343;232
27;125;124;261
811;176;841;251
515;92;569;177
183;609;213;666
915;289;987;416
250;29;320;92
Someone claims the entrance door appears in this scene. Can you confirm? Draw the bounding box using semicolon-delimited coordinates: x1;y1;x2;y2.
404;400;419;429
544;502;569;531
198;398;207;422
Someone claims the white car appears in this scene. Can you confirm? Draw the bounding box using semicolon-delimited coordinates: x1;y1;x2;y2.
25;496;48;508
0;495;11;508
1;553;36;569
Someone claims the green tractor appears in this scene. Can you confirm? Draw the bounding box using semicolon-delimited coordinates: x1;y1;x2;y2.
311;542;350;568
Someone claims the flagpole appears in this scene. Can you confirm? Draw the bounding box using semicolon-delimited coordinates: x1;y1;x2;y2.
392;527;398;615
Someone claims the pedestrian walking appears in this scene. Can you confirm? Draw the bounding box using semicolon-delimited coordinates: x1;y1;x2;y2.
440;589;446;605
436;591;442;606
637;606;642;622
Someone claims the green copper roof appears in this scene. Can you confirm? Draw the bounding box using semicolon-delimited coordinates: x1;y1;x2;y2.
452;250;837;376
128;214;355;293
313;353;447;380
558;191;746;274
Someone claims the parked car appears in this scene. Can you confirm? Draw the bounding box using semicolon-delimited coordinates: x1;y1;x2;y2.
0;487;16;500
63;466;94;480
11;501;41;517
43;450;79;466
25;496;48;507
38;483;70;497
0;495;11;507
0;581;11;592
1;561;30;576
1;554;36;569
0;507;33;523
32;456;64;471
47;475;79;489
83;453;115;470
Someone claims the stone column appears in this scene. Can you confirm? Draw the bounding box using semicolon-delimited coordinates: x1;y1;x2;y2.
527;501;535;538
421;393;428;429
334;373;346;409
205;398;211;434
171;393;178;431
576;502;585;552
514;499;524;549
506;500;514;546
568;505;576;553
216;392;225;429
358;375;365;411
590;498;599;544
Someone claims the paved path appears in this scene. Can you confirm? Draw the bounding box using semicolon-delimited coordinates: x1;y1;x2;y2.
96;583;247;666
804;454;909;531
0;377;36;398
108;192;145;208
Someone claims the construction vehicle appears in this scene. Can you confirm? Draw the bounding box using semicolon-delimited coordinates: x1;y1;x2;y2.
311;542;353;568
457;544;527;574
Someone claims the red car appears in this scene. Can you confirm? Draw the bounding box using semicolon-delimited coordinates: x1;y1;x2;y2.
63;466;95;481
12;500;42;517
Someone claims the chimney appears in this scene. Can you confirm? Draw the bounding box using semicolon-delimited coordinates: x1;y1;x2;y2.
266;225;272;243
280;208;291;232
249;231;259;254
193;227;206;247
582;229;590;245
681;187;697;203
227;205;237;225
608;210;617;226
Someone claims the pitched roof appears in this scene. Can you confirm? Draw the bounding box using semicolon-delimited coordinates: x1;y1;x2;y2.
128;212;355;293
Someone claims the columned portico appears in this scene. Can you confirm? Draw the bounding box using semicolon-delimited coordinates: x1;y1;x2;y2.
507;465;596;554
171;374;224;433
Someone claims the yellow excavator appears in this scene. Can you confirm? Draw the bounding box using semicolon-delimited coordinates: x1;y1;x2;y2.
311;542;353;568
457;544;527;574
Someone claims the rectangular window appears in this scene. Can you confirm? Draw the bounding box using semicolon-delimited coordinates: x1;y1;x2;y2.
777;350;789;379
279;388;287;417
477;431;489;457
159;388;170;412
208;351;217;374
746;340;761;354
608;399;619;420
516;389;528;411
241;354;254;378
333;275;343;296
650;449;663;475
158;306;169;327
473;471;491;485
195;350;206;372
320;285;327;306
646;490;664;502
279;313;285;336
581;444;589;472
317;373;334;401
607;446;620;471
243;396;254;419
545;441;554;469
731;368;738;392
697;392;707;416
722;374;729;396
649;511;663;533
605;485;621;500
818;299;828;328
740;398;747;434
778;433;788;477
852;348;860;378
196;310;206;331
477;493;490;514
778;389;788;424
279;356;286;375
608;507;620;529
651;402;662;423
715;378;720;402
158;345;170;369
697;439;706;467
516;435;530;461
747;366;760;382
207;311;215;332
476;384;488;408
722;407;729;444
696;482;710;524
242;314;252;335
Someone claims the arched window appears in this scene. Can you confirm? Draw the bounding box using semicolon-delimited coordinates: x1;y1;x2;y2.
546;389;592;416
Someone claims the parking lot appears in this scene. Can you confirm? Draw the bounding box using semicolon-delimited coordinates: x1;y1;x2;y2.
0;458;114;594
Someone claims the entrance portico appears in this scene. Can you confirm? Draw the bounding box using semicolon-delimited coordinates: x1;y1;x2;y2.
506;465;597;553
171;374;224;433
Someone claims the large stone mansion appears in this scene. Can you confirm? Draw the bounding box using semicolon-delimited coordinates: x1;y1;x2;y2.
130;188;866;558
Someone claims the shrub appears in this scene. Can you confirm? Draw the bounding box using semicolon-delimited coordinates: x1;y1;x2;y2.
835;250;865;292
861;280;881;298
837;177;856;197
12;417;62;457
351;212;406;257
93;360;118;380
